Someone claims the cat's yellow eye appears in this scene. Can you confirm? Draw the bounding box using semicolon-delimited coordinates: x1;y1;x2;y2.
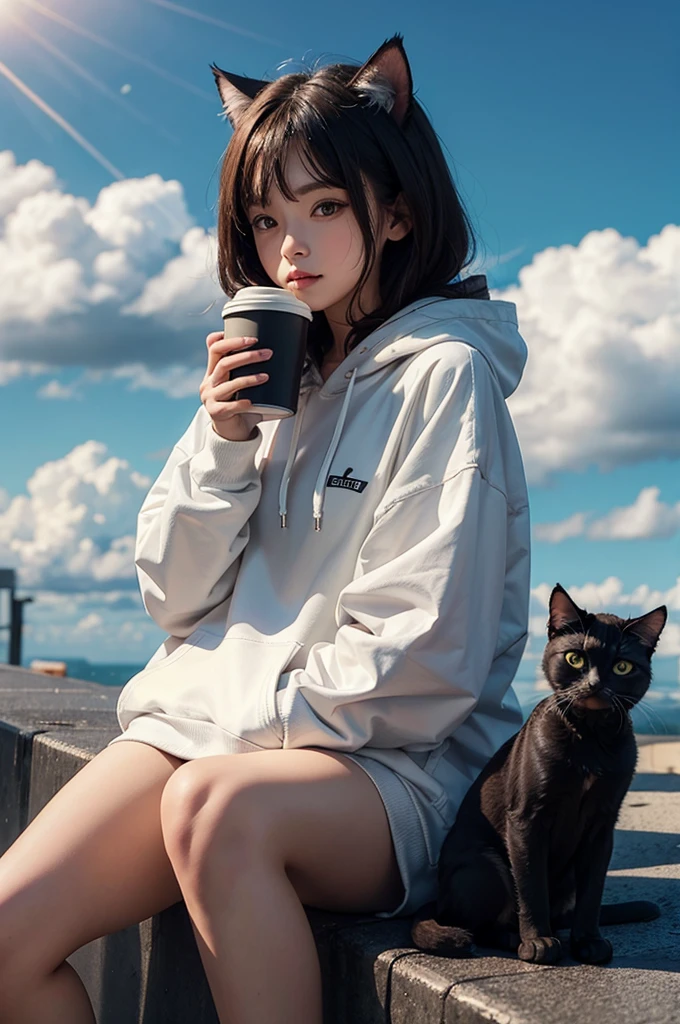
612;660;633;676
565;651;585;669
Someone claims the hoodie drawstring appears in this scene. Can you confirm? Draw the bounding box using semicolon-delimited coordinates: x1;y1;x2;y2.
278;367;359;532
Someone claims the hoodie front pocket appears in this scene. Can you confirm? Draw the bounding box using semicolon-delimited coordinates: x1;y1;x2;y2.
117;630;302;750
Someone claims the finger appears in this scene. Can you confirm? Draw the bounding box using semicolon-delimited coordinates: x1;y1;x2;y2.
206;331;224;365
209;333;237;377
205;394;253;420
210;342;263;383
213;372;266;402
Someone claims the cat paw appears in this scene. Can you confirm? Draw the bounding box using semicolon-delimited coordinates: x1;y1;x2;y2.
570;935;613;964
517;935;563;963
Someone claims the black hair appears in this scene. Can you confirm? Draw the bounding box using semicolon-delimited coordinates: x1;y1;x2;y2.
216;59;482;370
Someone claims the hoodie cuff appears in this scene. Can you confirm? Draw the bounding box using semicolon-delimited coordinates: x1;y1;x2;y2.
188;422;262;486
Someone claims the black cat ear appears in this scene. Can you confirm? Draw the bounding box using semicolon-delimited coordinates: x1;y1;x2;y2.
547;583;587;638
210;63;271;129
623;605;667;651
346;33;413;128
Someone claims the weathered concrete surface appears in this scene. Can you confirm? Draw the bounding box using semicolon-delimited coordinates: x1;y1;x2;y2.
0;662;121;852
600;777;680;959
0;662;678;1023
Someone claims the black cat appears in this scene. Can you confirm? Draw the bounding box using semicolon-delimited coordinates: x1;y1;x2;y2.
411;583;666;965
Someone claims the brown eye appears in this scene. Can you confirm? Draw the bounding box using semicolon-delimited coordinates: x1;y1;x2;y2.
314;200;346;217
565;651;585;669
612;660;633;676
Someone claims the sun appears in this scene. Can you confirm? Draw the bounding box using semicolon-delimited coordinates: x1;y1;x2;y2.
0;0;21;24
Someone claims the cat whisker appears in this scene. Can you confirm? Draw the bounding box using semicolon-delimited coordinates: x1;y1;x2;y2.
626;698;659;736
609;693;628;735
633;698;669;736
552;691;578;723
546;693;567;723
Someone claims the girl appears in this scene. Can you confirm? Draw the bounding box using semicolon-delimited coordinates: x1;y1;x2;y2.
0;34;530;1024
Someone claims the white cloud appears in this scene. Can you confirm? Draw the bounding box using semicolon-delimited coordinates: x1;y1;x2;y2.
0;151;221;388
0;441;151;591
534;486;680;541
74;612;105;635
531;576;680;613
656;621;680;658
495;224;680;483
534;512;588;542
587;487;680;539
85;174;189;256
0;151;56;220
37;379;82;400
122;225;223;326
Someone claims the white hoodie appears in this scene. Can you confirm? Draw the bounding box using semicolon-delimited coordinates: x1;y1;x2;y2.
110;289;531;836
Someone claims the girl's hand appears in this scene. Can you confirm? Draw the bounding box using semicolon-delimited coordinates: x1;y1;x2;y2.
200;332;272;441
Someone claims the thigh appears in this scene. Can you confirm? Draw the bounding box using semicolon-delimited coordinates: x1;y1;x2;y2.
0;740;185;986
163;748;404;915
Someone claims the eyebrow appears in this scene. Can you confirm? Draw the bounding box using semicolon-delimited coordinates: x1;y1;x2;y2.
248;182;340;209
293;182;335;196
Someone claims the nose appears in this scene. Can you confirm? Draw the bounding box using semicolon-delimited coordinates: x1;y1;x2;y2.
280;231;310;261
587;669;601;691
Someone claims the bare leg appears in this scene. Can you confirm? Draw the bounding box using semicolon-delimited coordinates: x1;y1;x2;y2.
2;962;96;1024
183;853;323;1024
0;740;186;1022
159;748;405;1024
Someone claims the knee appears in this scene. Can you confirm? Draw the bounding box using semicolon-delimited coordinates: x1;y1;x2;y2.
159;761;271;882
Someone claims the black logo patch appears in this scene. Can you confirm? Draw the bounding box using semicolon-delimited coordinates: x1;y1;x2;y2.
327;467;368;493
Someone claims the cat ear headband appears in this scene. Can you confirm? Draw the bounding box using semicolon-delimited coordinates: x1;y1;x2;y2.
210;33;414;131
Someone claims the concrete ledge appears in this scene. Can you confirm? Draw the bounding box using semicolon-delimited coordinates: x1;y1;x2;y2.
1;662;679;1023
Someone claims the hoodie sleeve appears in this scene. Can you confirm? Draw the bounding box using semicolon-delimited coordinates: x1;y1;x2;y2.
276;353;511;752
135;409;265;638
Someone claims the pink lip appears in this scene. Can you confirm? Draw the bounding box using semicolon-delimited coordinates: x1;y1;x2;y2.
288;275;321;289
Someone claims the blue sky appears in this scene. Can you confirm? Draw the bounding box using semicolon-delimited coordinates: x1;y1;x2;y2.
0;0;678;691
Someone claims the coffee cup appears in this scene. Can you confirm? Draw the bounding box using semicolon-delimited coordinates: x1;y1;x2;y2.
221;286;313;420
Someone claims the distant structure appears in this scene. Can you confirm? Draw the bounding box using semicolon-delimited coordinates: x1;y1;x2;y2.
0;568;33;666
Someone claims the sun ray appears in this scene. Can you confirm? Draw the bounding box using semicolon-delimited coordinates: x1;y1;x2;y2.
3;73;56;145
0;58;125;180
0;54;194;252
5;10;181;145
145;0;283;48
17;0;216;102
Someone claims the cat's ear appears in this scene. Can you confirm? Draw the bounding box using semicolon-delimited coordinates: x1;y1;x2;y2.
346;33;413;128
623;605;667;651
547;583;587;638
210;63;271;129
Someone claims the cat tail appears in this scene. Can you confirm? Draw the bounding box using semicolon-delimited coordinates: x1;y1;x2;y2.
553;901;661;929
410;901;476;957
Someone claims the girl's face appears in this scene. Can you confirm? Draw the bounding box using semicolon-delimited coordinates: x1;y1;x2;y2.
246;142;410;338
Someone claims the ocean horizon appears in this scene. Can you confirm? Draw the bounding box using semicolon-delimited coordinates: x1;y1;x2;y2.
22;655;680;738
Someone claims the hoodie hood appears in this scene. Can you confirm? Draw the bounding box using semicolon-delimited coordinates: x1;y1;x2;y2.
272;275;527;531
